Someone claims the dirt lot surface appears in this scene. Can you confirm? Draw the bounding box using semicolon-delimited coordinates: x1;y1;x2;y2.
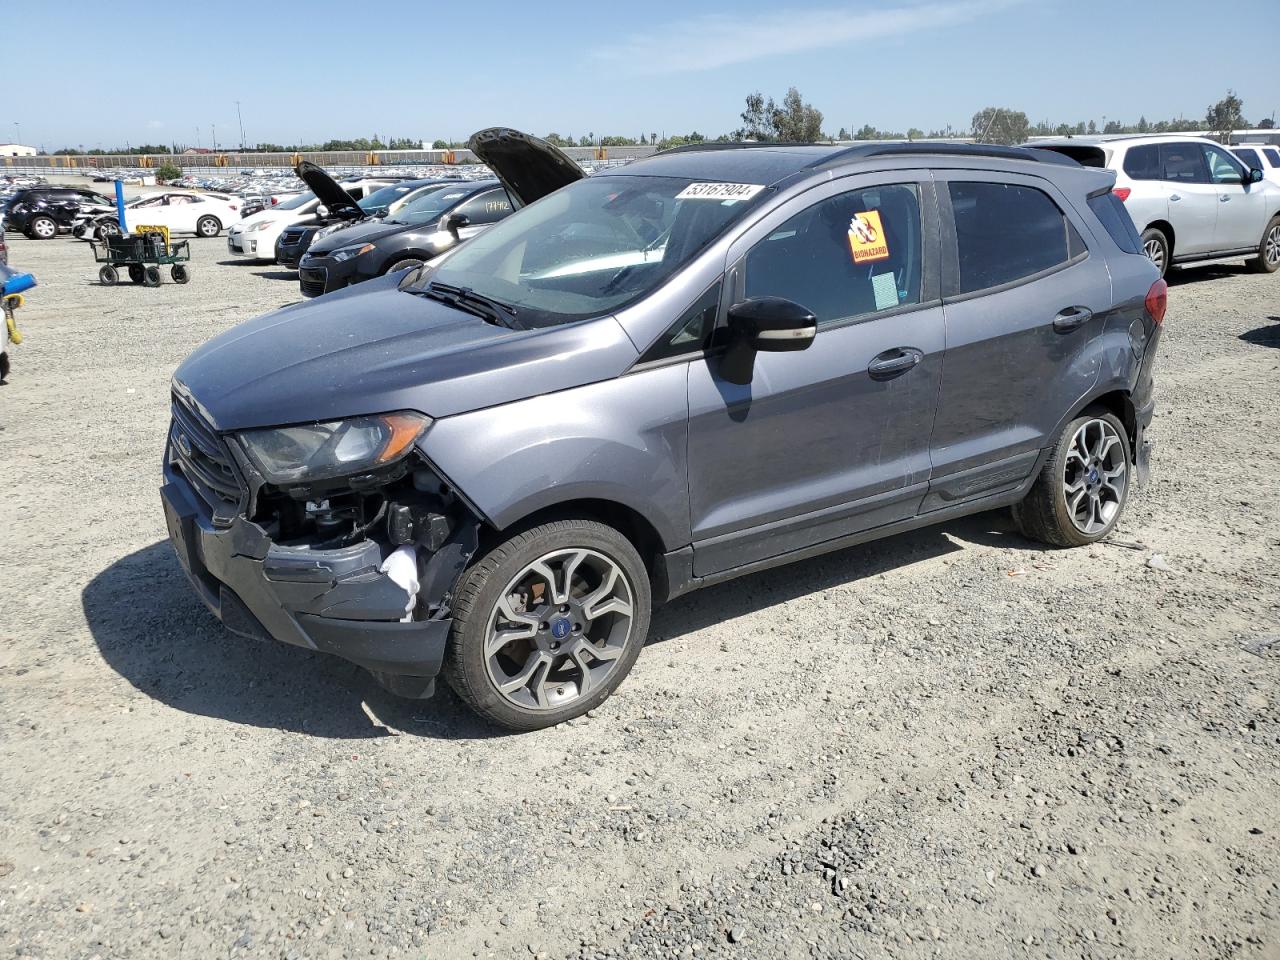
1;226;1278;960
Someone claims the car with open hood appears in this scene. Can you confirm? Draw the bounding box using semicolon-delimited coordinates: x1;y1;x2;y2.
225;163;403;261
276;178;467;270
164;128;1165;731
296;179;513;296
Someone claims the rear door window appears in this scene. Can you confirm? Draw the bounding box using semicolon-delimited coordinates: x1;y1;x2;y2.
1122;144;1161;180
452;188;514;226
1087;191;1142;254
744;183;923;325
948;181;1086;294
1159;142;1210;183
1264;148;1280;168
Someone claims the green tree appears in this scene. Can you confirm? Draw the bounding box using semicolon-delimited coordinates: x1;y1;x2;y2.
1205;90;1247;143
971;107;1031;145
907;127;924;141
156;161;181;182
736;87;823;142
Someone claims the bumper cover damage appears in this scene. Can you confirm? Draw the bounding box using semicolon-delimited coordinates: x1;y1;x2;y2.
161;459;473;699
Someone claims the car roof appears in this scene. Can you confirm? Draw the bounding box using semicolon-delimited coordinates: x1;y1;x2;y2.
1033;134;1223;148
612;141;1078;188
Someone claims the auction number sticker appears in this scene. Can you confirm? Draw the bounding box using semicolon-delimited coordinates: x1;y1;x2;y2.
847;211;889;263
676;182;765;202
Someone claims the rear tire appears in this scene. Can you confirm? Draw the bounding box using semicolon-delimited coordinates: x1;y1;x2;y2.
171;264;190;284
95;221;121;242
128;264;145;284
1013;408;1132;548
143;266;161;287
28;215;57;240
443;519;651;731
1140;227;1169;278
99;265;119;285
1246;216;1280;274
196;216;221;238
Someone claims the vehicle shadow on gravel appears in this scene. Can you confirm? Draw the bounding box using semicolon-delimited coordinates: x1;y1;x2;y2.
649;509;1041;644
82;542;501;741
1166;263;1249;286
252;271;299;281
1239;317;1280;348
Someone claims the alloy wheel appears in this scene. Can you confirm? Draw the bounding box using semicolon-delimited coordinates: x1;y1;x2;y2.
31;218;55;239
484;548;635;711
1265;225;1280;267
1143;237;1164;271
1062;419;1126;535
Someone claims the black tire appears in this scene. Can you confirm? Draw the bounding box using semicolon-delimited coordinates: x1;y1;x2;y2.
143;266;161;287
385;257;424;275
196;215;221;238
127;264;145;284
443;519;652;731
28;215;57;240
1139;227;1169;278
171;264;190;284
95;221;121;241
1246;215;1280;274
98;265;119;286
1013;407;1133;548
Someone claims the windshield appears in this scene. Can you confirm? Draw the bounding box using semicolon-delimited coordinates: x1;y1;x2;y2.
386;185;472;225
412;175;767;327
358;183;419;215
273;191;315;211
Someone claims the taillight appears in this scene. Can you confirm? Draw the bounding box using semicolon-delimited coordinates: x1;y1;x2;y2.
1113;187;1131;202
1144;278;1167;326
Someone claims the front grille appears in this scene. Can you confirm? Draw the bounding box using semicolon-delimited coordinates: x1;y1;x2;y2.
169;395;243;508
279;227;306;245
299;267;327;297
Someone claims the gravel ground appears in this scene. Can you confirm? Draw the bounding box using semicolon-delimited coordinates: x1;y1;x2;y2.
1;225;1278;960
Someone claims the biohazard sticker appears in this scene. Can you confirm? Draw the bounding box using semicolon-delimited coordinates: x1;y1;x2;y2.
675;182;765;202
847;210;889;263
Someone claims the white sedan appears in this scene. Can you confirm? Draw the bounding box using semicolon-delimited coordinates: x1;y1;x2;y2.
124;192;241;238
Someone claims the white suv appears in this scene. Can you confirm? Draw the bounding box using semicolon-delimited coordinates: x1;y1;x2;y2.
1230;144;1280;187
1034;135;1280;277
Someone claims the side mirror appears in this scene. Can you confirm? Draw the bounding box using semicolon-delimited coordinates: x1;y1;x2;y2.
720;297;817;385
1250;167;1265;184
316;204;329;217
444;212;471;239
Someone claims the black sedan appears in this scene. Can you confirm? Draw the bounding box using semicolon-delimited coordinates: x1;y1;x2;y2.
297;180;512;298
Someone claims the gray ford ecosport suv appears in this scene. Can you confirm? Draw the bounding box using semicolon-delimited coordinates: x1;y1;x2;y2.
163;129;1165;731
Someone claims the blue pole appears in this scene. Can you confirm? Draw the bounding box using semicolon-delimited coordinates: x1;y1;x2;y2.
114;179;127;232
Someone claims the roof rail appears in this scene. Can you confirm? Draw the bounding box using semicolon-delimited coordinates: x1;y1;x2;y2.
656;141;818;155
808;142;1079;168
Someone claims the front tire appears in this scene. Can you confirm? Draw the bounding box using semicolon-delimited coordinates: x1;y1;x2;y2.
142;266;161;287
95;221;121;242
99;265;119;285
1013;408;1132;548
443;519;651;731
196;215;221;238
1140;227;1169;278
1247;216;1280;274
171;264;190;284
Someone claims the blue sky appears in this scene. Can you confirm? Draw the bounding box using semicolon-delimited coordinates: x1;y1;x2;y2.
5;0;1272;150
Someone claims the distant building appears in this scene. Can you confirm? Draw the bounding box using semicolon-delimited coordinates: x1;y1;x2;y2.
0;143;36;157
182;147;213;155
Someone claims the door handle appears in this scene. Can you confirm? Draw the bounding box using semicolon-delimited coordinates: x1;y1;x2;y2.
1053;306;1093;332
1170;194;1181;202
868;348;923;378
1220;195;1231;202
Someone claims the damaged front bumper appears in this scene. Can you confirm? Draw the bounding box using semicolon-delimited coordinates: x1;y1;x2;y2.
161;463;451;698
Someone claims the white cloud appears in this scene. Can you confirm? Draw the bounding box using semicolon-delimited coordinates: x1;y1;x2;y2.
591;0;1024;74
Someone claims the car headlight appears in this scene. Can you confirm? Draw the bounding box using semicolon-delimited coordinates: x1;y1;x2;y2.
249;220;272;232
236;412;429;484
314;223;342;241
332;242;376;263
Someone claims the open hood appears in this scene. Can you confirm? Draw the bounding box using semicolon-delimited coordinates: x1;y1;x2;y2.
467;128;585;208
294;160;363;219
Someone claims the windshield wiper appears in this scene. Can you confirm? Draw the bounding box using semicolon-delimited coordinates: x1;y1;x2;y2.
417;281;521;329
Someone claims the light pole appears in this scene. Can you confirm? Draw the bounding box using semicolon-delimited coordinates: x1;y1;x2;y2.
13;122;19;145
235;101;246;150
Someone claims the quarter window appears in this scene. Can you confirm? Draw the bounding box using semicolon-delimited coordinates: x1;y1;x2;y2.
1233;148;1261;169
948;181;1085;294
1087;191;1141;255
1264;149;1280;168
1122;144;1161;181
744;183;922;325
639;281;721;363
